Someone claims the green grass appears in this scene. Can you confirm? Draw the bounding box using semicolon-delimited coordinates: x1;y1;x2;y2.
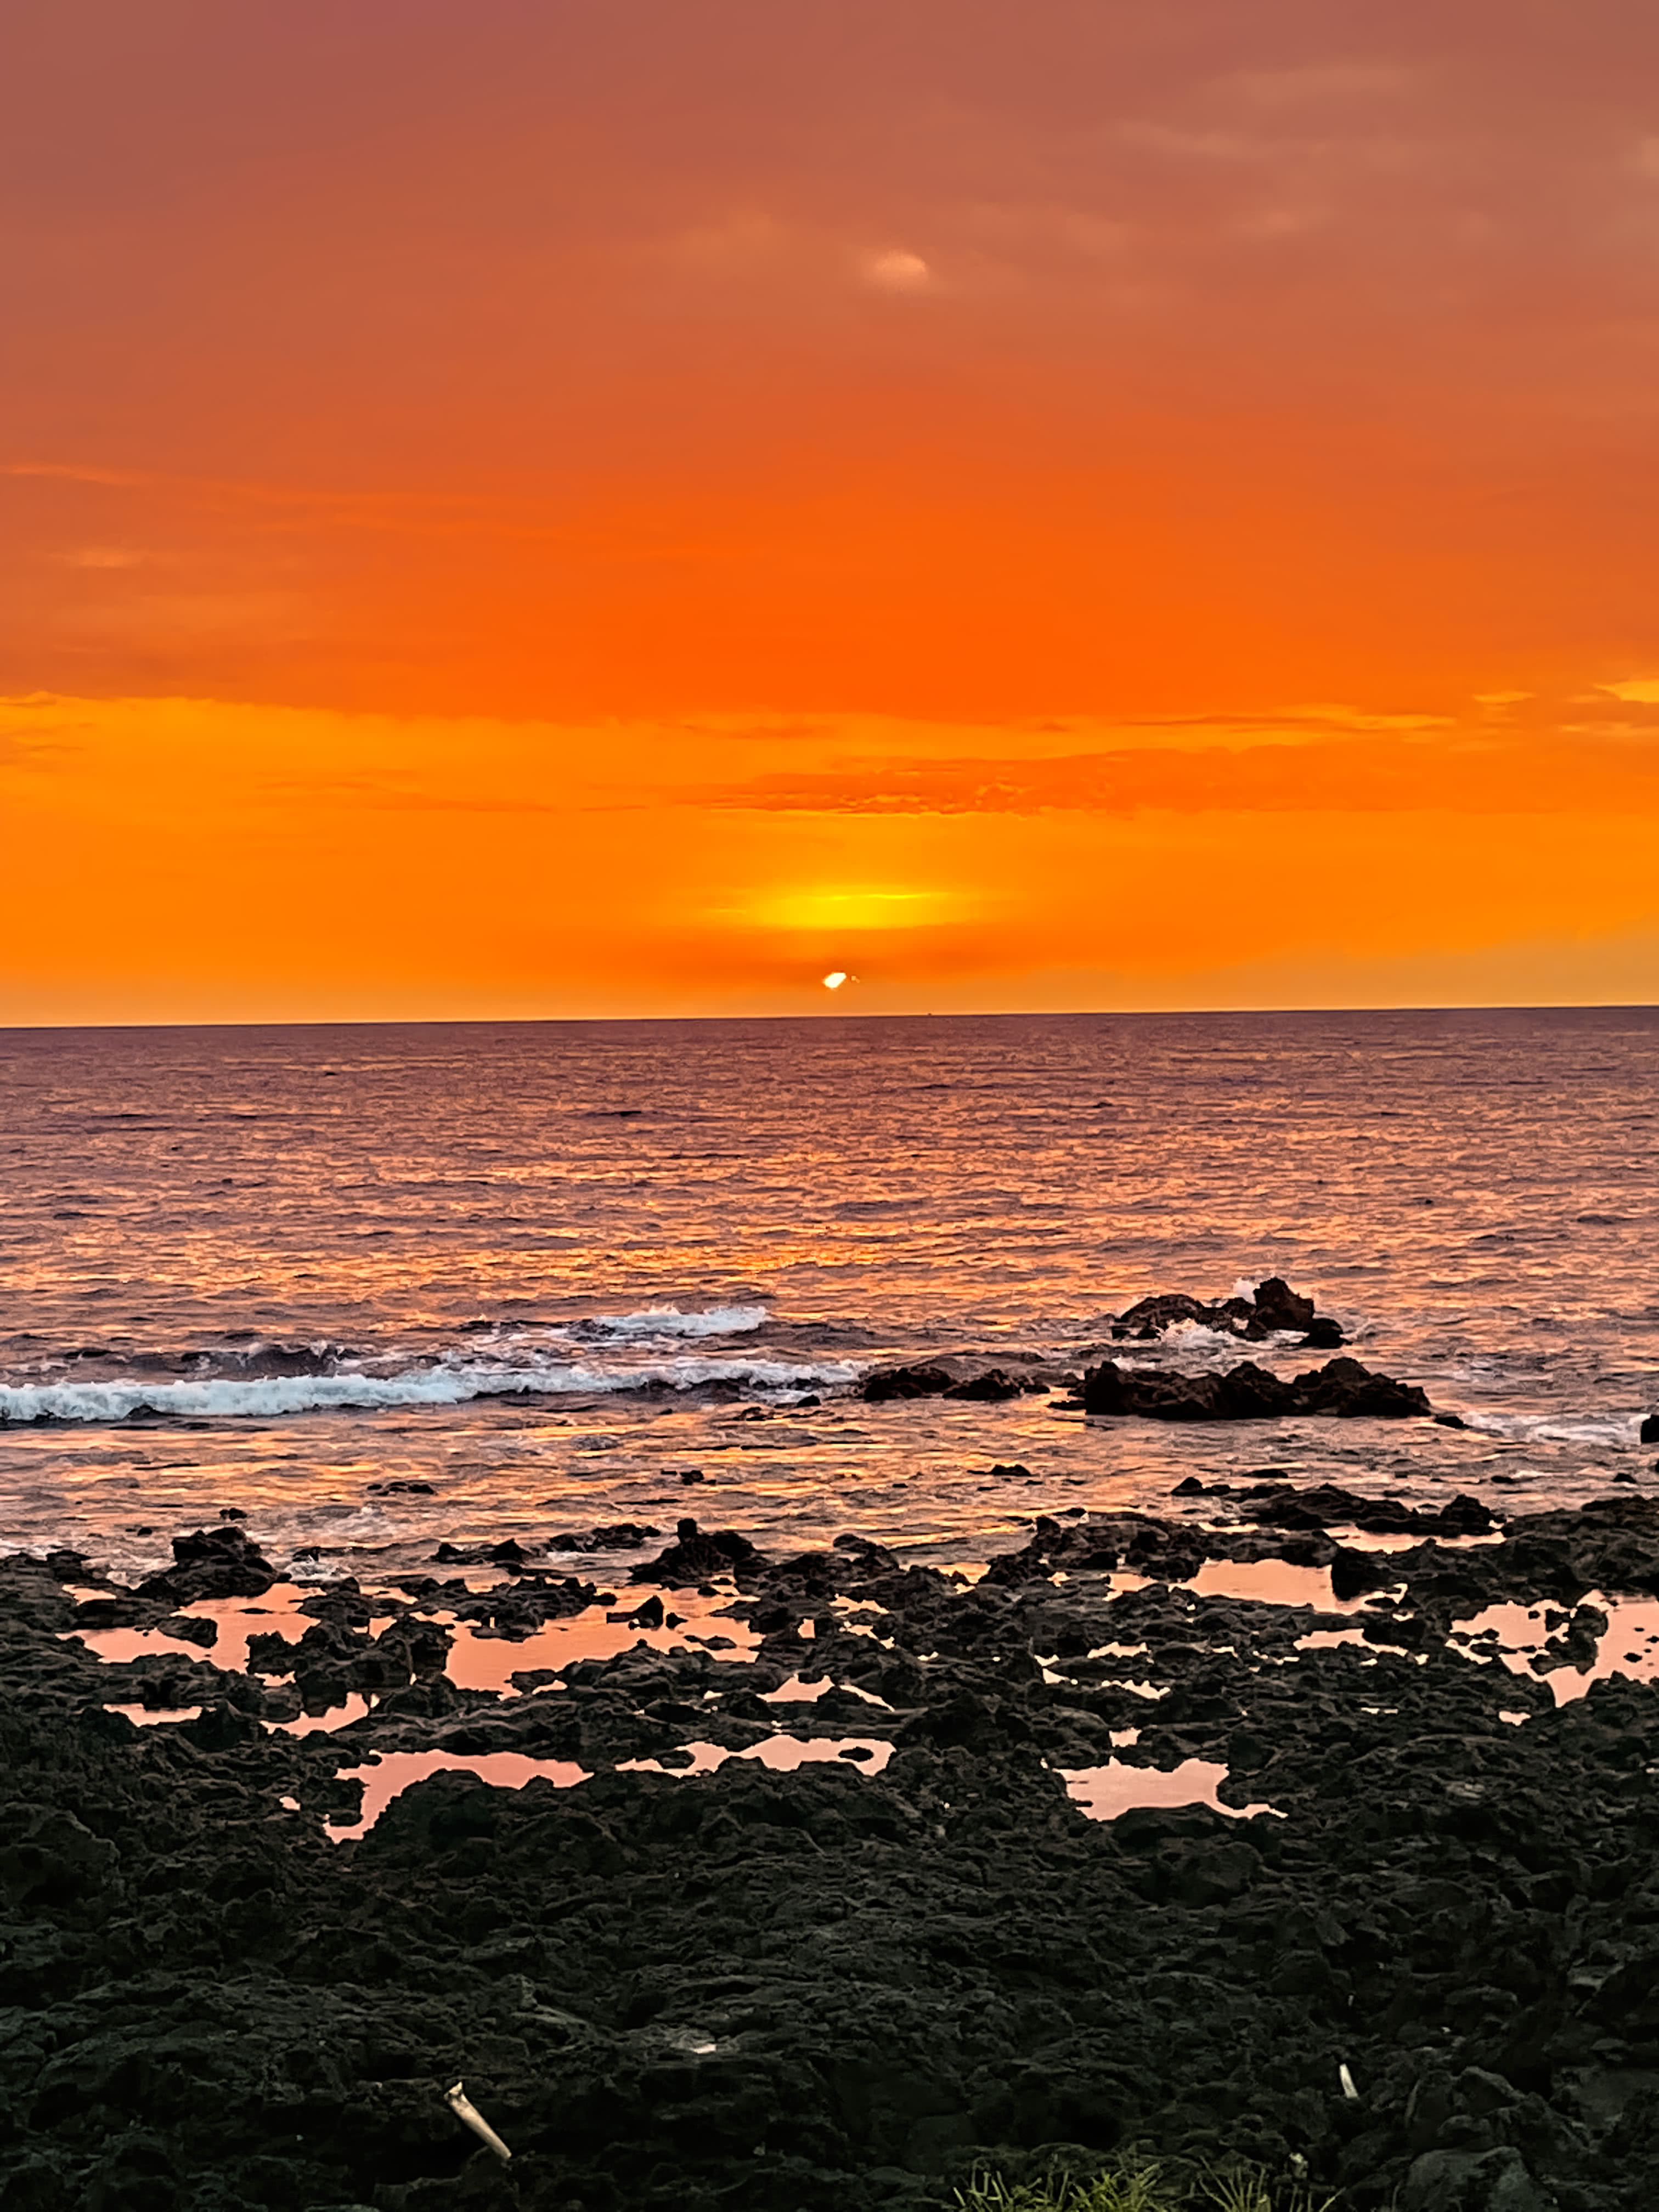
952;2159;1336;2212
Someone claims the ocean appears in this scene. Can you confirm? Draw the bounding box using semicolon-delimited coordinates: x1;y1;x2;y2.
2;1008;1655;1587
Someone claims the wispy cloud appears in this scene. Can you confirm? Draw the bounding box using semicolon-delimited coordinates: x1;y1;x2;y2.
692;732;1659;818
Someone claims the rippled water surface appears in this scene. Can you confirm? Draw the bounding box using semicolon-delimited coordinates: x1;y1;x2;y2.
2;1010;1655;1579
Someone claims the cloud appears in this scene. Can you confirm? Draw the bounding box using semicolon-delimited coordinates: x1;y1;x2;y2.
862;249;930;292
692;733;1659;819
0;718;83;768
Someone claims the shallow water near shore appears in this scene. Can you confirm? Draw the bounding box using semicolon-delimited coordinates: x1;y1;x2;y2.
3;1007;1657;1582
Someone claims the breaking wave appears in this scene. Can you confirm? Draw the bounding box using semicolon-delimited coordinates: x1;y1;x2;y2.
583;1304;769;1339
0;1352;856;1427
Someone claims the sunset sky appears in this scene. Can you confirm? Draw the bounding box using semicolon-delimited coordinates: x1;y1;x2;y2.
5;0;1659;1022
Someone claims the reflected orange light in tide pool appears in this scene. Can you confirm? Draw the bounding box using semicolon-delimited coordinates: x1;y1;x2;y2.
3;5;1659;1020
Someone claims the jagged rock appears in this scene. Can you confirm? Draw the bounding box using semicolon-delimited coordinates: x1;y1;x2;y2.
1251;1277;1317;1333
134;1524;276;1604
1109;1277;1345;1347
944;1369;1026;1402
1081;1355;1430;1421
10;1495;1659;2210
546;1522;662;1552
629;1517;765;1585
861;1363;954;1401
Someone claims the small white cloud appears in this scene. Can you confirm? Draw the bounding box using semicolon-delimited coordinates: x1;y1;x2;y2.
864;250;931;293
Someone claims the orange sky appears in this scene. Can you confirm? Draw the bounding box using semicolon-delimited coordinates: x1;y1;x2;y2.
4;1;1659;1020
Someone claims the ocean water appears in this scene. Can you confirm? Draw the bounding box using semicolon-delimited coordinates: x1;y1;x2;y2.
1;1009;1655;1585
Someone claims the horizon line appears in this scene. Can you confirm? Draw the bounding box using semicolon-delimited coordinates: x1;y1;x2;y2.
3;999;1656;1038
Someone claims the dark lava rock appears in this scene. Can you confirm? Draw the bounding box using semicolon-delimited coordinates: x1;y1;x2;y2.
1250;1276;1317;1333
630;1517;766;1585
1639;1412;1659;1444
133;1522;276;1604
1330;1544;1404;1601
15;1502;1659;2212
453;1577;612;1634
546;1522;663;1552
431;1538;541;1570
1113;1290;1244;1338
157;1611;218;1648
1081;1354;1430;1422
862;1363;955;1401
944;1369;1027;1402
1110;1277;1344;1348
1243;1485;1493;1538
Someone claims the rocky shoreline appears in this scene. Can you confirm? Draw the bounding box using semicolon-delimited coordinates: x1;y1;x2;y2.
8;1454;1659;2212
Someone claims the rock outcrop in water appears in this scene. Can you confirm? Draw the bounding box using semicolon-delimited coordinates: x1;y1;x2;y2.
1110;1277;1346;1348
629;1517;765;1585
861;1363;1058;1404
135;1521;278;1605
1081;1353;1431;1421
10;1490;1659;2208
859;1286;1362;1412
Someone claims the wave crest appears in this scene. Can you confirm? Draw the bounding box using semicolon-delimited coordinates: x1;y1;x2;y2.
0;1351;854;1426
585;1304;769;1339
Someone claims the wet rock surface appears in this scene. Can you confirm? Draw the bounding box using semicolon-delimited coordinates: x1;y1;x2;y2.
861;1362;1062;1404
860;1290;1400;1419
9;1492;1659;2208
1110;1277;1346;1347
1082;1354;1431;1423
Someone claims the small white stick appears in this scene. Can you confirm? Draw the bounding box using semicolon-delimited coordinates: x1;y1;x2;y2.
1338;2062;1359;2101
445;2079;512;2162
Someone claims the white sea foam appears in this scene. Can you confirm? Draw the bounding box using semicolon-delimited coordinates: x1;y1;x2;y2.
0;1352;856;1426
1460;1410;1642;1448
1161;1319;1255;1352
586;1304;769;1339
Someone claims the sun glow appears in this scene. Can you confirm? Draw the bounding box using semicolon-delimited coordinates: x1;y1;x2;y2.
743;886;964;933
